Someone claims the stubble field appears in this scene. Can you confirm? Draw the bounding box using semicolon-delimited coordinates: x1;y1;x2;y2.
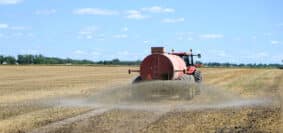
0;66;282;133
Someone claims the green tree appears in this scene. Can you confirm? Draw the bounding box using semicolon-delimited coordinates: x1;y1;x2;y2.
112;58;120;64
33;54;45;64
4;56;16;64
17;54;35;64
0;55;4;64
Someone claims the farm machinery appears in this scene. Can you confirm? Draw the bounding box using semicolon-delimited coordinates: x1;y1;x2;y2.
128;47;202;99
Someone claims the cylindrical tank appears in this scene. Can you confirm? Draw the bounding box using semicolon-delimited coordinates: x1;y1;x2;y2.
140;53;187;80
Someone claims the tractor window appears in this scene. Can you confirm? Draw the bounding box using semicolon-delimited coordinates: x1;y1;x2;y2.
183;55;195;66
182;56;192;66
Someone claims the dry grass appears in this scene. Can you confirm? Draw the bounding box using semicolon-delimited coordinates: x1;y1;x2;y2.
141;107;280;133
0;107;90;133
0;65;134;133
202;68;283;98
0;66;282;133
0;65;133;103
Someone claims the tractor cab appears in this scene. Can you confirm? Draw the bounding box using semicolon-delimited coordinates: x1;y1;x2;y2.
182;54;195;66
170;49;202;79
170;49;201;67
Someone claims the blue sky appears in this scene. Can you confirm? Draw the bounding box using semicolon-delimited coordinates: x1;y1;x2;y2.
0;0;282;63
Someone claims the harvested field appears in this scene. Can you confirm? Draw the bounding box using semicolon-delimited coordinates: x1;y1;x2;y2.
0;66;282;133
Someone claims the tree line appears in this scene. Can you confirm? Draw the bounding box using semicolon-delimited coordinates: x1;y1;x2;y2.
96;58;141;65
0;54;282;68
202;62;283;69
0;54;95;65
0;55;140;65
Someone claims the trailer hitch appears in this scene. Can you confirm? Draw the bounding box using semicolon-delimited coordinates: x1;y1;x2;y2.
128;69;140;74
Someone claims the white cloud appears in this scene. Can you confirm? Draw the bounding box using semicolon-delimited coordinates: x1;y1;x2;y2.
121;27;128;32
271;40;280;44
35;9;57;15
95;34;105;40
77;26;105;40
233;37;241;41
72;6;175;20
187;37;193;41
74;50;87;55
77;26;98;39
78;33;93;39
263;33;272;36
252;35;257;40
91;51;101;56
26;33;35;38
13;32;24;37
143;40;149;44
75;50;101;55
142;40;167;46
126;10;148;20
205;50;233;62
0;23;8;29
176;32;194;41
141;6;175;13
0;23;30;31
231;53;265;64
0;0;22;5
255;52;268;58
117;51;129;56
115;50;144;60
73;50;102;60
241;52;270;61
199;34;224;39
73;8;119;15
113;34;128;39
0;32;35;39
10;26;29;30
162;17;184;23
211;50;231;58
20;49;39;54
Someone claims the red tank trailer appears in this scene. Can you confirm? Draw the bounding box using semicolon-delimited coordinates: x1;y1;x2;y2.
129;47;202;83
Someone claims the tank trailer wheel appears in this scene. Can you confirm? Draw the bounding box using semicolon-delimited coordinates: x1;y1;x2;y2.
176;75;198;100
132;76;142;84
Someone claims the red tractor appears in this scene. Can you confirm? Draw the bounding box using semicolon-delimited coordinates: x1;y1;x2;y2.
129;47;202;83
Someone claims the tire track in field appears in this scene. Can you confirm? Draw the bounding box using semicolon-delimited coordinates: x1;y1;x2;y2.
205;69;255;85
28;108;112;133
28;102;183;133
94;108;172;133
208;69;271;93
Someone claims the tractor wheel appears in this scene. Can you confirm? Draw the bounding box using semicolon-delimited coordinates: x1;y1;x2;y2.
132;76;142;84
177;75;197;100
194;70;202;83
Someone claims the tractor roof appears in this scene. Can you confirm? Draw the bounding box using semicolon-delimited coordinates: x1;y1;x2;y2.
170;52;192;56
